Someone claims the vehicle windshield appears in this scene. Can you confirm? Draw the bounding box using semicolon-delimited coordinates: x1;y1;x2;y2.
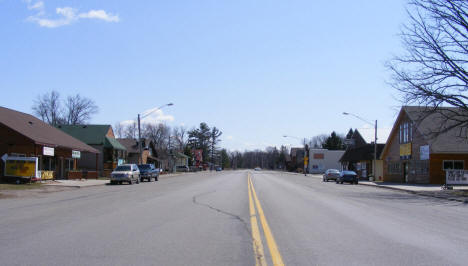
115;166;131;171
138;165;151;170
328;169;340;173
342;171;356;175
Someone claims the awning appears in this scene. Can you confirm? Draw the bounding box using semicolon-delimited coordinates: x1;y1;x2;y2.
104;136;127;151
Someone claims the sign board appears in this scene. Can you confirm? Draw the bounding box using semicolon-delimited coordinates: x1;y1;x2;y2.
446;170;468;185
43;147;54;156
304;156;309;166
4;156;38;178
313;153;324;160
420;145;430;160
399;143;412;158
344;139;355;146
72;150;81;159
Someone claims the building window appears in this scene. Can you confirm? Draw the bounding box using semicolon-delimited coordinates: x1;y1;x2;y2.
443;160;464;170
399;122;412;144
388;162;401;174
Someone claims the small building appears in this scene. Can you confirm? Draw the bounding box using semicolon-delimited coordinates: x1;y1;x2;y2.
0;107;99;180
57;125;127;177
381;106;468;184
308;149;345;174
340;129;385;180
117;138;159;166
175;152;189;167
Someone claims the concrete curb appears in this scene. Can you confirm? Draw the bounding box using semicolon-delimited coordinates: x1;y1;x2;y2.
359;183;468;203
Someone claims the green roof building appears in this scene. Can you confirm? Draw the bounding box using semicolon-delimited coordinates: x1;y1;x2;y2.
57;125;127;176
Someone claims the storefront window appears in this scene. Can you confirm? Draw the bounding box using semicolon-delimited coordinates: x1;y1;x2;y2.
41;156;56;171
443;160;464;170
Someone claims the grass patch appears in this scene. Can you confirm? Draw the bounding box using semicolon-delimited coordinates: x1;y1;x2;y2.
0;183;43;191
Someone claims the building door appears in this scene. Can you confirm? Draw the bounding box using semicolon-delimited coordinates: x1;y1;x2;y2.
403;162;409;183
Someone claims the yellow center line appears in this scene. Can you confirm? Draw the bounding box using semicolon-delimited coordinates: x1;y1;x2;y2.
248;173;267;266
249;173;285;266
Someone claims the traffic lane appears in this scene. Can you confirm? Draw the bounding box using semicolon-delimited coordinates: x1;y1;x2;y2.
250;171;468;266
0;171;254;266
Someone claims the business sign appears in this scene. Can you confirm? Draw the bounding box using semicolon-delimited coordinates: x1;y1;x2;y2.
304;156;309;166
446;170;468;185
313;153;324;160
43;147;55;156
400;143;412;159
4;156;38;178
420;145;430;160
72;150;81;159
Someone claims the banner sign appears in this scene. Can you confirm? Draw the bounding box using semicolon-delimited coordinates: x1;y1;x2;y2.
43;147;54;156
446;170;468;185
400;143;412;159
72;150;81;159
420;145;430;160
4;156;38;178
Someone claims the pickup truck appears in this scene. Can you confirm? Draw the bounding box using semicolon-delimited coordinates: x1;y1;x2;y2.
137;164;159;182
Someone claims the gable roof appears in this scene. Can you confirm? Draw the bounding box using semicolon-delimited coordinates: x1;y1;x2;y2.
340;144;385;162
117;138;153;154
381;106;468;158
0;106;98;153
57;125;126;150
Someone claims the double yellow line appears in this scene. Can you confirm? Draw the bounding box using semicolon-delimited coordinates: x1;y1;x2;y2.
248;173;284;266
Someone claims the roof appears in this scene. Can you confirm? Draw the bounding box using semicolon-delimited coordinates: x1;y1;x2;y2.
381;106;468;157
57;124;126;150
117;138;152;153
0;106;99;153
340;144;385;162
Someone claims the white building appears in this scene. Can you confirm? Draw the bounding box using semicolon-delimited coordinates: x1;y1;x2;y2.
308;149;345;174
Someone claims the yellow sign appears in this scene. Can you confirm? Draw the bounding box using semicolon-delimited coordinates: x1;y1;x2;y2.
400;143;412;157
5;159;37;178
40;171;54;180
304;156;309;165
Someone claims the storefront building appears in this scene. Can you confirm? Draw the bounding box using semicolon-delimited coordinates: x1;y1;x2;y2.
381;106;468;184
57;125;127;177
0;107;99;181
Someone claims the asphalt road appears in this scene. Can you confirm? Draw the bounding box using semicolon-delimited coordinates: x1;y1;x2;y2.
1;170;468;266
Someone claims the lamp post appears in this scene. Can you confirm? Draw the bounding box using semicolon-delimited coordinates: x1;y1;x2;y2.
342;112;377;181
137;103;174;164
283;135;309;176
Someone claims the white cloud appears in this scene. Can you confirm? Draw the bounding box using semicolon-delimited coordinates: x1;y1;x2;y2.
118;109;174;127
78;10;119;22
25;1;120;28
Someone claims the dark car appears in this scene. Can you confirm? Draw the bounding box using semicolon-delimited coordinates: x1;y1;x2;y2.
336;170;359;184
215;167;222;171
323;169;340;182
138;164;159;182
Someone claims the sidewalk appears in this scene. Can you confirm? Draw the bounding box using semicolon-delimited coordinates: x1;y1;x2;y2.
44;179;109;188
360;181;468;203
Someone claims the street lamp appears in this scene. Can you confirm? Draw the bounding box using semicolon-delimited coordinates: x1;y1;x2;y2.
137;103;174;164
343;112;377;181
283;135;309;176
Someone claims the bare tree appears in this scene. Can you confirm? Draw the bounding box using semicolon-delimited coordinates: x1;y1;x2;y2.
32;90;63;126
144;123;171;150
172;126;187;151
310;134;328;148
124;121;138;139
387;0;468;133
64;94;98;125
114;122;124;138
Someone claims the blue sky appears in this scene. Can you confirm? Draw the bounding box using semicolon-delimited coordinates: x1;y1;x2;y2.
0;0;408;151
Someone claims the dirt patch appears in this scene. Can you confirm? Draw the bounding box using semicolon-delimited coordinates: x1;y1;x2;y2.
0;185;78;199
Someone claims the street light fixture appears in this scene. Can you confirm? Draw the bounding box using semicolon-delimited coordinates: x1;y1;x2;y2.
283;135;309;176
137;103;174;164
343;112;378;181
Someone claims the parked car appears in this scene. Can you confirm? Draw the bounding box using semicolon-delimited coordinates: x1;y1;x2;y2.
176;165;190;172
254;167;262;171
216;167;222;171
336;170;359;184
138;164;159;182
323;169;340;182
110;164;140;185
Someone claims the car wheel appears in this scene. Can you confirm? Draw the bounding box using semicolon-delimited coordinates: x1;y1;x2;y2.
129;179;133;185
136;178;140;184
336;181;339;184
341;181;344;184
155;176;158;181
